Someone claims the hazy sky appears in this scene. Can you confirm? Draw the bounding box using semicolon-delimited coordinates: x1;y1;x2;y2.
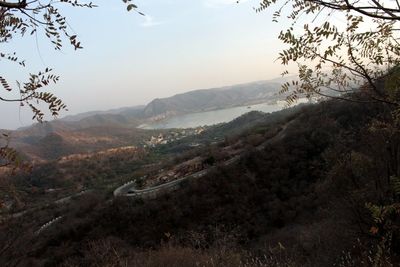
0;0;295;129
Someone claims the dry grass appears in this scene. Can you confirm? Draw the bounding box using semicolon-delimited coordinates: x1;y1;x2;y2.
59;238;299;267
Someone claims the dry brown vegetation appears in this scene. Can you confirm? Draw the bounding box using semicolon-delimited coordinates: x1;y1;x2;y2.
1;98;400;266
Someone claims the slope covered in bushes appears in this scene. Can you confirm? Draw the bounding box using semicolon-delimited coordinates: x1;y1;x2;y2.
2;99;399;266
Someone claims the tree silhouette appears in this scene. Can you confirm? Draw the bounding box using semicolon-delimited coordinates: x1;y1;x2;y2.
0;0;141;168
257;0;400;105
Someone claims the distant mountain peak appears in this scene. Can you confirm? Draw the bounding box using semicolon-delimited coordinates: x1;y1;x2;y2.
141;80;284;121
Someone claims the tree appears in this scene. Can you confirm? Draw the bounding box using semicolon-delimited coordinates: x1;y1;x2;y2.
256;0;400;105
0;0;141;168
256;1;400;263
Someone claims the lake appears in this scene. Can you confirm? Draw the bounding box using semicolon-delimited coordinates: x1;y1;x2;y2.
138;99;310;129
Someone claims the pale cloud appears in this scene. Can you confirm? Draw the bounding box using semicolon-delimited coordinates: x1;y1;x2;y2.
204;0;248;8
141;15;165;27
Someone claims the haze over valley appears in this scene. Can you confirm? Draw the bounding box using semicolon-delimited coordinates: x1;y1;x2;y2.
1;0;400;266
3;78;299;161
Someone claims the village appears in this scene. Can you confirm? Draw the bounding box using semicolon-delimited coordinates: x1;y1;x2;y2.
143;126;206;147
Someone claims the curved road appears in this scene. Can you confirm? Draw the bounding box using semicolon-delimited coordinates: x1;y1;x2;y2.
114;119;294;198
34;119;294;235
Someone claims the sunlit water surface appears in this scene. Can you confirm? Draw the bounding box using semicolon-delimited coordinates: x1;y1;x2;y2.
139;99;310;129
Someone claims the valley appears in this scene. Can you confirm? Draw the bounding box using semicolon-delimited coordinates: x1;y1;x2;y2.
0;83;398;266
1;0;399;265
3;79;288;163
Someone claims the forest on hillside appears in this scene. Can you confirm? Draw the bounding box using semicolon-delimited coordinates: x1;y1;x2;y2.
1;96;399;266
2;0;400;266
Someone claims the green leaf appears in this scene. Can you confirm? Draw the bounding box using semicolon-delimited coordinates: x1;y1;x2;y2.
126;4;137;11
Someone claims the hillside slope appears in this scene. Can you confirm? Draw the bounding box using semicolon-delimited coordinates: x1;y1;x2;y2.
142;81;281;120
2;98;395;266
6;79;286;160
9;122;159;161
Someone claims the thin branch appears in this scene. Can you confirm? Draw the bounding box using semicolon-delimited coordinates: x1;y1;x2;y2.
19;8;49;25
309;0;400;21
346;35;382;97
0;92;34;102
323;84;354;93
312;87;379;104
312;51;365;78
371;0;399;19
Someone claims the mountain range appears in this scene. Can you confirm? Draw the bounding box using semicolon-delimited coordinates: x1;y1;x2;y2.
5;79;285;161
142;80;282;121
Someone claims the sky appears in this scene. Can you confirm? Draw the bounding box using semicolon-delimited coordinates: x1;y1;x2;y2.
0;0;296;129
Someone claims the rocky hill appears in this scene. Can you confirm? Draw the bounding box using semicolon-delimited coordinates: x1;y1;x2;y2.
4;79;286;161
142;80;281;120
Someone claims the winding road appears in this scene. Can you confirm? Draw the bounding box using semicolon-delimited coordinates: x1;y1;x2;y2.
113;119;294;198
33;119;294;235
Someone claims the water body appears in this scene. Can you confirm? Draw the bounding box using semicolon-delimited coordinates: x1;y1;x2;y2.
139;99;310;129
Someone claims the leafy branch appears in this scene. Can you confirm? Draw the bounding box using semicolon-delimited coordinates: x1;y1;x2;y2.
257;0;400;105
